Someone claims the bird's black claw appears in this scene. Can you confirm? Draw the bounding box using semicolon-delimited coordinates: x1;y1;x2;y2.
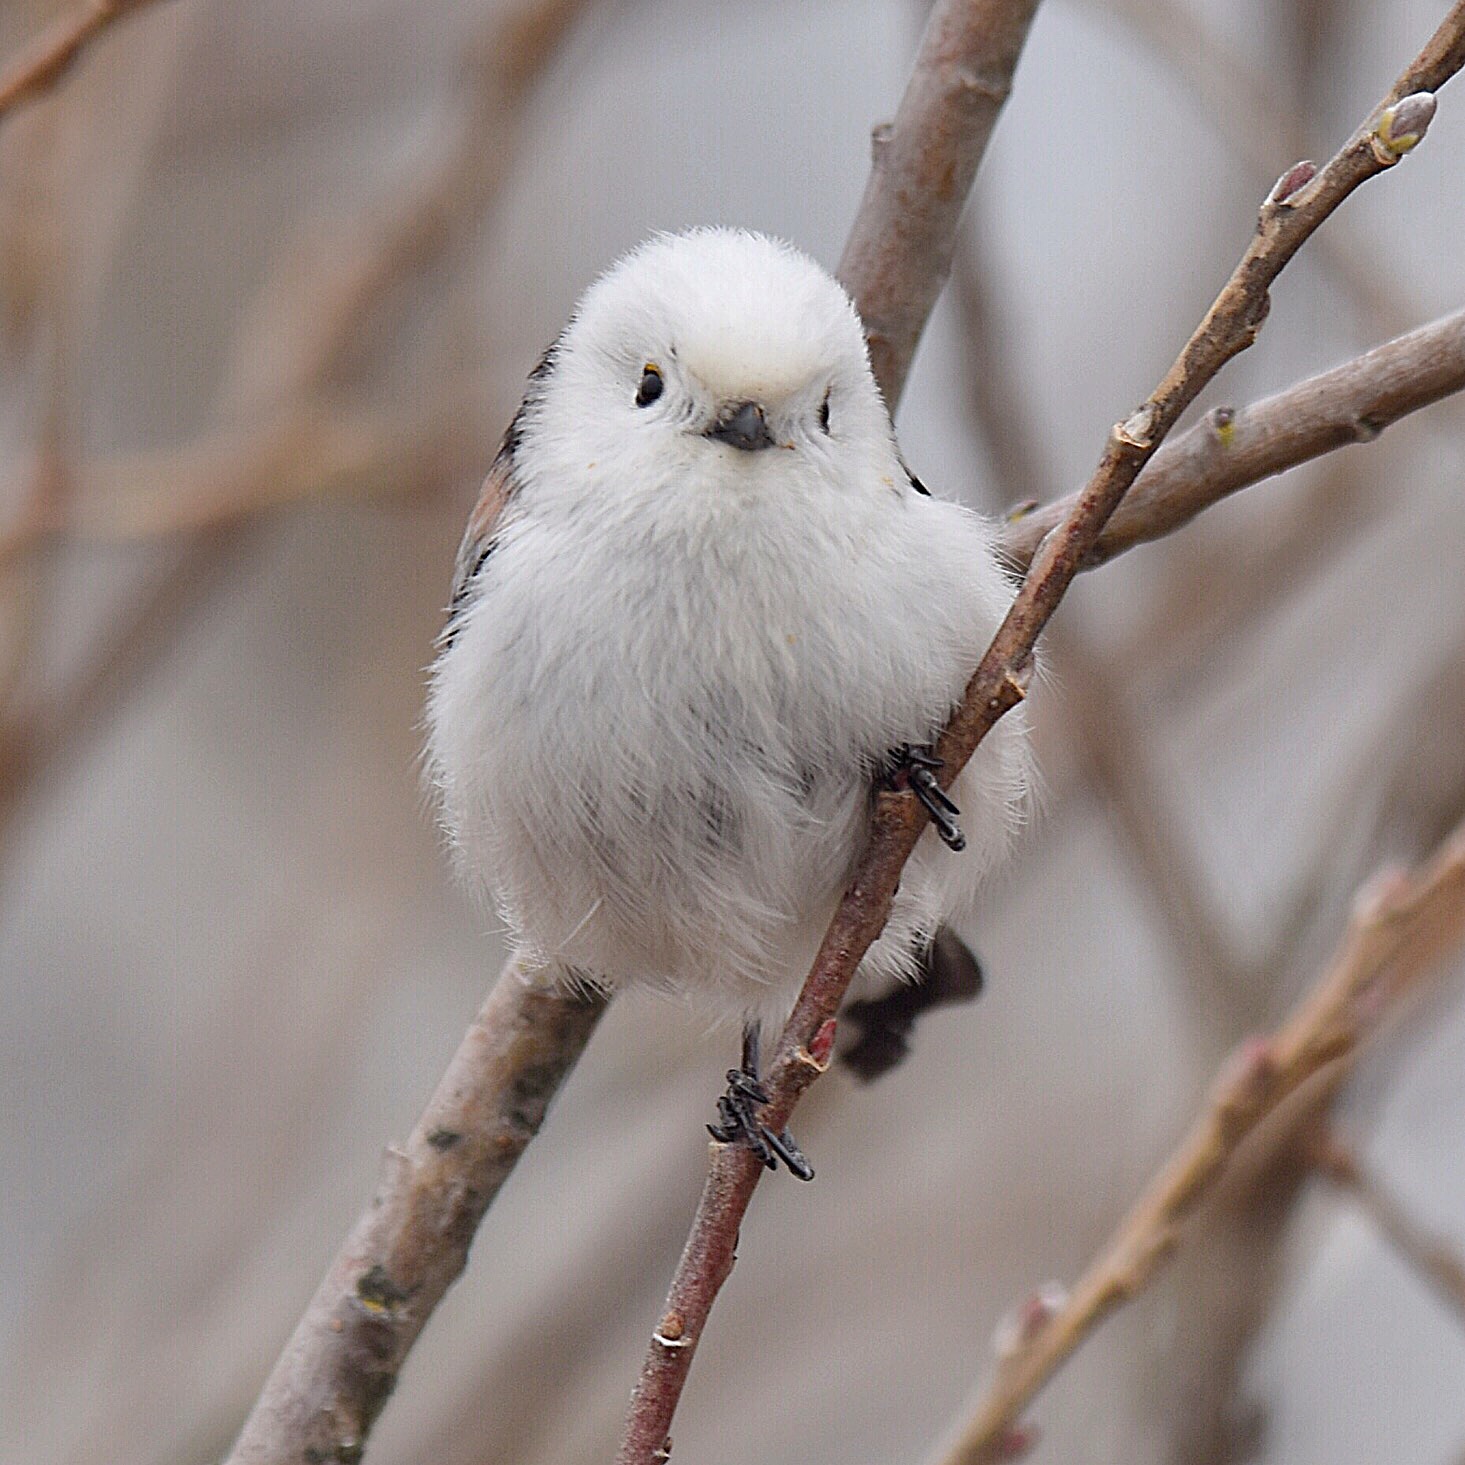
708;1073;780;1170
761;1126;814;1182
725;1068;770;1104
707;1025;814;1179
889;744;967;851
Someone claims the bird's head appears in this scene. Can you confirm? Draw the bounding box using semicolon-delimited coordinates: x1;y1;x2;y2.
531;229;894;481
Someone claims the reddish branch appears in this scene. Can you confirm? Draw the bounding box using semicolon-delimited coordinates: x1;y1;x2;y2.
0;0;172;122
616;6;1465;1460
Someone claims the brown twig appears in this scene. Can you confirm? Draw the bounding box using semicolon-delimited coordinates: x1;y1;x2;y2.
1312;1128;1465;1328
1105;0;1417;343
952;245;1252;1037
927;823;1465;1465
226;0;596;405
0;0;172;122
999;304;1465;574
618;3;1043;1458
0;374;494;569
617;10;1465;1459
224;963;608;1464
839;0;1042;407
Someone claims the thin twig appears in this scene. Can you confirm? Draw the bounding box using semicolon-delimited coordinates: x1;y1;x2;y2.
952;244;1252;1036
618;10;1465;1459
1312;1128;1465;1328
0;0;173;122
1105;0;1415;342
927;823;1465;1465
999;305;1465;574
224;963;608;1464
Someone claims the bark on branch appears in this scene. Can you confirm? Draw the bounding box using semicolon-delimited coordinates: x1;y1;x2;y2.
616;6;1465;1460
839;0;1042;404
225;964;607;1463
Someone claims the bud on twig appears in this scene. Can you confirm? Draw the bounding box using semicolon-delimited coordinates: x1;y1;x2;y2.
992;1281;1069;1359
994;1422;1041;1461
1268;160;1316;205
1371;91;1437;162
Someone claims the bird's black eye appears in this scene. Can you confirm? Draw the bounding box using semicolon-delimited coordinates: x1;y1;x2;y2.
818;390;831;434
636;364;663;407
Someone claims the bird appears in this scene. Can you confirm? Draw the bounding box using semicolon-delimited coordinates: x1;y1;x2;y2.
425;227;1031;1176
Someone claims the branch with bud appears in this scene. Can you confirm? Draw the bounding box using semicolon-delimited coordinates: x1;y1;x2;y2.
925;822;1465;1465
1000;305;1465;574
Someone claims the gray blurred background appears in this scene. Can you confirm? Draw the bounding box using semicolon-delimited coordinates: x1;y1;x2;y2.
2;0;1464;1461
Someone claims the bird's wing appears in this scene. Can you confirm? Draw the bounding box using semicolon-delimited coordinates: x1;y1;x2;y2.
442;447;518;646
900;456;930;496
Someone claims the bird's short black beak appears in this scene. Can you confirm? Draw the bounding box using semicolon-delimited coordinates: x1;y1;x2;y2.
706;401;775;452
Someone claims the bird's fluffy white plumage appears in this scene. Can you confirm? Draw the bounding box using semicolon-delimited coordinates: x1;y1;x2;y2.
427;228;1030;1028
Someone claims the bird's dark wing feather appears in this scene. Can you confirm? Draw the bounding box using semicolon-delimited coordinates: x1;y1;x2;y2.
441;448;517;648
440;337;562;647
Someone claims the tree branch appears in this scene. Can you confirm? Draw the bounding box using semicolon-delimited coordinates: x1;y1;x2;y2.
215;4;1465;1459
840;0;1041;405
925;823;1465;1465
617;8;1465;1459
224;963;608;1464
1000;305;1465;573
0;0;173;123
1312;1128;1465;1329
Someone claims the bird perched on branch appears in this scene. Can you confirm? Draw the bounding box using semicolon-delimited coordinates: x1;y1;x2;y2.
427;228;1030;1177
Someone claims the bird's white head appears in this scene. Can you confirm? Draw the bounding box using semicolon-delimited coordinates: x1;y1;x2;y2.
520;229;897;489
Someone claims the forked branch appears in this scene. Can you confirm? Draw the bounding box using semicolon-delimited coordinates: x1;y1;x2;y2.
1000;306;1465;573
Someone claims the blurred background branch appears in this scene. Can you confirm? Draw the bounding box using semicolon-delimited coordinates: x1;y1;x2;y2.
0;0;173;122
929;820;1465;1465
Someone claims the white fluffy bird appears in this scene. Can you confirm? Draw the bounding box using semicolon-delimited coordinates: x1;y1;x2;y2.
427;228;1030;1172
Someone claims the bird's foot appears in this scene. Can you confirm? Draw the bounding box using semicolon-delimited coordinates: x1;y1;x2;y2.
888;744;966;851
706;1025;814;1181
